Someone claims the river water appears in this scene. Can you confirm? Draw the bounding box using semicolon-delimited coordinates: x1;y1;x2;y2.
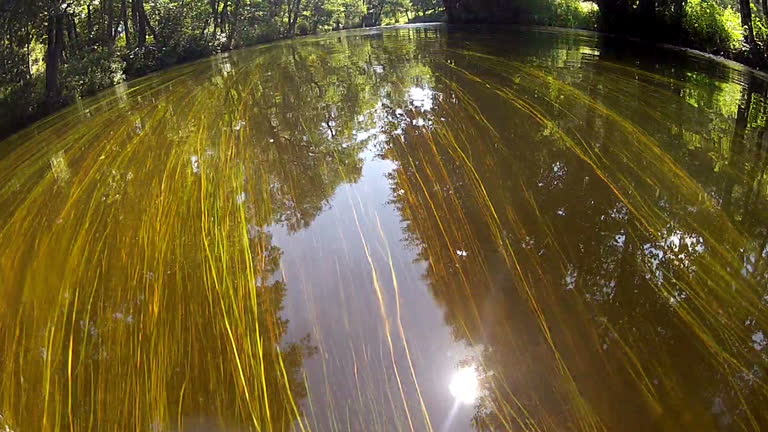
1;24;767;431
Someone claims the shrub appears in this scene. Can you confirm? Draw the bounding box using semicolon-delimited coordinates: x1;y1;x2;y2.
123;45;162;78
169;32;218;62
239;21;282;46
0;77;43;138
540;0;598;29
61;46;124;99
753;12;768;48
684;0;743;53
407;11;446;23
296;20;311;36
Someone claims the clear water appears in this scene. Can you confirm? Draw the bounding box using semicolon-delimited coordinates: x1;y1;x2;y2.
1;24;768;431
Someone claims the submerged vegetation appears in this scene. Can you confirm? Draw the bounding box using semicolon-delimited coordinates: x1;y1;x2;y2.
6;0;768;138
2;24;768;430
2;0;768;428
0;0;442;138
0;34;374;429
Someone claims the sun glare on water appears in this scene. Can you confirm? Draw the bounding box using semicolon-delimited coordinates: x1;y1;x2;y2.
449;366;480;404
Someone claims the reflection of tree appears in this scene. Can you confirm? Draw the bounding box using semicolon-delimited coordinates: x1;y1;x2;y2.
383;31;768;431
0;29;408;431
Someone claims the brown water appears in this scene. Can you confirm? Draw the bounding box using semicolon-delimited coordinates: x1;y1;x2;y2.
1;24;768;431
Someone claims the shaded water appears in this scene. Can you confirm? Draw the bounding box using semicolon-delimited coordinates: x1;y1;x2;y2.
1;24;768;431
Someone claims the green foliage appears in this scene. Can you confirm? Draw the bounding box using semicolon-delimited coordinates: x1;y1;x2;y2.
328;0;366;28
124;46;163;77
407;10;445;22
62;47;125;98
150;5;219;65
1;0;440;138
0;78;43;137
752;12;768;48
410;0;442;16
542;0;598;29
381;0;412;23
296;20;311;35
167;33;219;63
683;0;743;53
5;0;767;141
238;22;282;45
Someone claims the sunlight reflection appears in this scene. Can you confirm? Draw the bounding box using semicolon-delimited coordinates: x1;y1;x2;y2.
408;86;435;111
449;366;480;404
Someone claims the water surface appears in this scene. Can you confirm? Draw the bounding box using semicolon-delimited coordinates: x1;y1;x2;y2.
1;24;768;431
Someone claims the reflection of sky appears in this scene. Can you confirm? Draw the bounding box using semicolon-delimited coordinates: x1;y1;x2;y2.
409;86;435;111
272;144;477;430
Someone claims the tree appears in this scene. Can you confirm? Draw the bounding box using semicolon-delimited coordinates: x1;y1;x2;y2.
45;0;65;111
411;0;440;16
739;0;756;47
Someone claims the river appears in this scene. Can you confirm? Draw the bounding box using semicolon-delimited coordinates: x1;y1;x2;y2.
1;24;767;431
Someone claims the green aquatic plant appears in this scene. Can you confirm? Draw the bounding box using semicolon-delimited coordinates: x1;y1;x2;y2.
2;25;768;432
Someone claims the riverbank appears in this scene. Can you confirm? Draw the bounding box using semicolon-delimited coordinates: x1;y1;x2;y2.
2;21;454;143
443;0;768;71
0;0;442;142
0;29;334;141
5;18;767;144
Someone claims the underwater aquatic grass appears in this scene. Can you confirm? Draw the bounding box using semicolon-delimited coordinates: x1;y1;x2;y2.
1;25;768;432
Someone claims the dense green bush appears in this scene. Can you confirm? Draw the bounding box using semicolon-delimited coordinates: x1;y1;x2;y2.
543;0;598;29
296;21;311;36
239;21;283;46
753;13;768;48
62;47;125;98
124;46;163;77
153;7;219;65
0;78;43;138
683;0;743;53
407;10;445;23
165;33;219;63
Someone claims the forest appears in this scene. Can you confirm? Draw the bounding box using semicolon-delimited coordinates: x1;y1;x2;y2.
1;0;768;138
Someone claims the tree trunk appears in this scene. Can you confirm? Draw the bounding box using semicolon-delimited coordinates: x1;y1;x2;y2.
220;0;229;31
637;0;656;27
67;13;75;43
290;0;301;34
286;1;293;34
596;0;629;32
131;0;139;46
443;0;456;22
670;0;686;38
739;0;756;47
225;0;240;49
26;24;32;79
121;0;130;47
136;0;146;46
87;3;93;37
45;9;65;112
210;0;219;36
140;3;157;41
106;0;114;41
